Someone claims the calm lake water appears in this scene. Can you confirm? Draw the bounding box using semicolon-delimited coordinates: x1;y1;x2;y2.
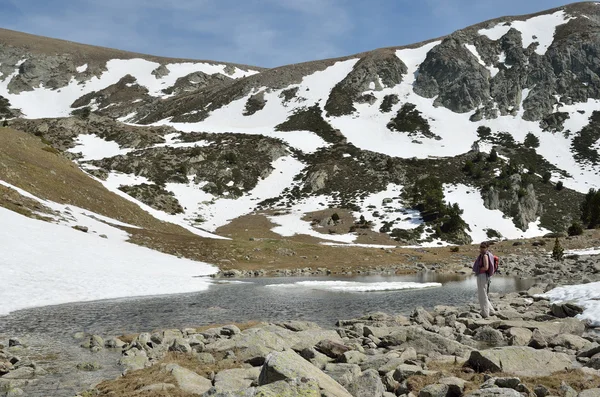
0;273;535;396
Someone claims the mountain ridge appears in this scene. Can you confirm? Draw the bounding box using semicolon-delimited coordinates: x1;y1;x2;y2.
1;1;599;247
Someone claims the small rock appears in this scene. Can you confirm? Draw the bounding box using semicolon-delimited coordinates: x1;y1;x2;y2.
439;377;467;397
494;377;521;389
507;328;533;346
72;225;89;233
551;303;584;318
533;384;550;397
139;383;176;392
221;325;241;337
393;364;423;382
578;389;600;397
5;388;25;397
1;366;35;379
169;338;191;353
315;339;350;359
419;384;449;397
346;369;386;397
559;382;578;397
528;329;548;349
466;387;521;397
196;352;216;365
166;363;212;395
474;327;504;344
104;337;126;349
8;339;22;348
76;362;101;371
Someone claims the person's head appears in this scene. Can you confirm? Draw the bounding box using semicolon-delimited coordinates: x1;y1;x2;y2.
479;242;489;254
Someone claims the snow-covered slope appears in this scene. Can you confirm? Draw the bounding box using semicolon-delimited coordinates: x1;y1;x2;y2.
2;2;599;246
0;184;217;316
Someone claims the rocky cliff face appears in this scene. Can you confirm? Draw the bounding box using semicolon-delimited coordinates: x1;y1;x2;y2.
1;3;598;244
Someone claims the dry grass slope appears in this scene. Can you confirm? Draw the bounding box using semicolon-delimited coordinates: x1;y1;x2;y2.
0;127;189;235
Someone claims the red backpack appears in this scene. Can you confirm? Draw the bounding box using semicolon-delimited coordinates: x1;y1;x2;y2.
487;252;499;277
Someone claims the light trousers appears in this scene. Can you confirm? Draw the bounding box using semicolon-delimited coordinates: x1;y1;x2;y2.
477;273;494;318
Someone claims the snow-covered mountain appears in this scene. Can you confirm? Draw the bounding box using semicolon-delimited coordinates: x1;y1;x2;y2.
2;2;599;246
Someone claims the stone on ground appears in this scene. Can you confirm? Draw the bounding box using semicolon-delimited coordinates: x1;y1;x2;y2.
166;363;212;395
258;350;353;397
468;347;572;377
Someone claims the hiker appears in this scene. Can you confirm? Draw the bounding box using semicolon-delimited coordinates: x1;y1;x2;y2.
473;242;495;318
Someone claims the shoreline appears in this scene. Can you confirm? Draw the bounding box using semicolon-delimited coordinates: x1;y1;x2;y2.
1;279;599;396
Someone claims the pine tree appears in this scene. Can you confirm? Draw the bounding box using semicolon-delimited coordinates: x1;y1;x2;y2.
488;149;498;162
551;238;564;261
524;132;540;149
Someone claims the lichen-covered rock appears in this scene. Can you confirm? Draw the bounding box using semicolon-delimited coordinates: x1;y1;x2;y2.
468;347;572;377
258;350;353;397
165;363;212;395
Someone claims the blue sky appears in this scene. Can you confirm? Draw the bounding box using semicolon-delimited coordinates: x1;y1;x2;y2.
0;0;579;67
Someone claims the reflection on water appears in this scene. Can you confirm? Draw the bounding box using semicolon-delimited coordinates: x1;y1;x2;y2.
0;273;535;397
0;273;535;336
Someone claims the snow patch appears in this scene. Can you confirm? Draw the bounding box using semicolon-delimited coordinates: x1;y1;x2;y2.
0;206;216;316
265;280;442;292
68;134;132;161
443;184;550;242
479;11;573;55
268;195;357;243
542;282;600;327
165;156;305;232
76;64;88;73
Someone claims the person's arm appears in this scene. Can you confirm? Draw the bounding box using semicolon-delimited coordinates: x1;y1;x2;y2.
481;254;490;272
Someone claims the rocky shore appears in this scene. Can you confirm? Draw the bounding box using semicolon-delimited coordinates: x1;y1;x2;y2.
0;284;592;397
213;252;600;285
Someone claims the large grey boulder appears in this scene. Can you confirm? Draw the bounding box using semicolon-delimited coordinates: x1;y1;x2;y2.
345;369;386;397
258;350;353;397
468;347;572;377
206;325;342;363
382;326;473;356
166;363;212;395
213;367;261;393
498;319;585;339
548;334;592;351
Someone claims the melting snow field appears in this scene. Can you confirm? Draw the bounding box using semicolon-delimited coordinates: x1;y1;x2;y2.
69;134;132;161
0;199;217;316
265;280;442;292
173;156;305;232
565;247;600;256
478;11;573;55
542;282;600;327
0;58;258;118
269;195;358;243
444;184;549;241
